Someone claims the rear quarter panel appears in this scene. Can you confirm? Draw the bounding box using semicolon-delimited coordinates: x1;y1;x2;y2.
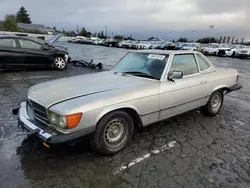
202;67;238;100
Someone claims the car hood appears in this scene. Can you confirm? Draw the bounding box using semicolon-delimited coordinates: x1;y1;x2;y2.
183;46;195;49
54;44;68;52
28;71;156;108
45;34;62;45
218;47;231;50
205;48;218;51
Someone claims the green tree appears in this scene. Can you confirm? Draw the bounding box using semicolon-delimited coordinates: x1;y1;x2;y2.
177;37;188;42
196;37;217;44
16;6;32;24
114;35;123;40
3;14;20;32
79;27;90;37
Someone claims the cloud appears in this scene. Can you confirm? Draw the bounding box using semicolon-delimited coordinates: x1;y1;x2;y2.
0;0;249;39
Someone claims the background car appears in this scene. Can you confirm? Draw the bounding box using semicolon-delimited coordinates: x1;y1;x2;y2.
216;44;233;56
182;43;200;51
226;45;250;58
0;34;70;70
203;44;220;55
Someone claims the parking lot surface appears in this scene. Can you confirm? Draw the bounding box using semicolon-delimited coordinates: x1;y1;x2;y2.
0;44;250;188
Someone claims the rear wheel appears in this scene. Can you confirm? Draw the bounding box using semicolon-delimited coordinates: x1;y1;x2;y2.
201;90;224;116
53;56;67;70
91;111;134;155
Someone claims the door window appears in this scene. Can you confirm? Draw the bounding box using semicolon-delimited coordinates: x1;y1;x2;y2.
170;54;199;76
19;39;42;49
0;38;16;48
196;54;210;71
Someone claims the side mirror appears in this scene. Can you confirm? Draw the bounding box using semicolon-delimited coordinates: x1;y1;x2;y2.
168;70;183;80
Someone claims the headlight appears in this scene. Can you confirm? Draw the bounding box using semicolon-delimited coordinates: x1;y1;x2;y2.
49;112;58;124
48;111;82;129
58;116;67;129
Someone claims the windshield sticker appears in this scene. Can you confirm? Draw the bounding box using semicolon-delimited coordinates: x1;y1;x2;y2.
148;54;165;60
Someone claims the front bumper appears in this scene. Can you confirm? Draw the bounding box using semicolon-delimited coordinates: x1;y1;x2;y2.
204;51;216;55
15;102;95;145
237;53;250;57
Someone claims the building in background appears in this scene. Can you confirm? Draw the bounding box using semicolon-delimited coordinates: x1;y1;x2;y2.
18;23;46;34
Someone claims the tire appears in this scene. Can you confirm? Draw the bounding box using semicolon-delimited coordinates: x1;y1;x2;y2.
201;90;224;116
231;51;235;57
91;111;134;155
53;56;67;70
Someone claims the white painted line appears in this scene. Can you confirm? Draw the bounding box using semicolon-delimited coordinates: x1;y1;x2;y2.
113;141;177;175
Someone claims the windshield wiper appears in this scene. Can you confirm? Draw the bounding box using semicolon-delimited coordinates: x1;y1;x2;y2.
122;71;158;80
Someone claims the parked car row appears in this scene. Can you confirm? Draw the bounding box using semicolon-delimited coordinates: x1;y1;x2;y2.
68;37;202;51
68;37;250;59
68;36;119;47
201;43;250;58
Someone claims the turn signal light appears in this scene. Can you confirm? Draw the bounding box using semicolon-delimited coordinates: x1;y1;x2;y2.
66;113;82;129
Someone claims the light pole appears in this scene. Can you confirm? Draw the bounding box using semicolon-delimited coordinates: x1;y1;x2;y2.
209;25;214;43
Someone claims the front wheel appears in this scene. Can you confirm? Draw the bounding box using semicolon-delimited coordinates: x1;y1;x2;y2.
201;90;224;116
53;56;67;70
91;111;134;155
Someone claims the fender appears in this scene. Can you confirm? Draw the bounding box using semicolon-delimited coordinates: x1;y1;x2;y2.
95;103;141;125
212;84;227;93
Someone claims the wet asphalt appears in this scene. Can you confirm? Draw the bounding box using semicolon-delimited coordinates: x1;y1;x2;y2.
0;43;250;188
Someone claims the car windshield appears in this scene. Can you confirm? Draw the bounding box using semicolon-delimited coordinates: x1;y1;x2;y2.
220;44;231;48
186;44;196;47
211;45;220;48
112;52;169;80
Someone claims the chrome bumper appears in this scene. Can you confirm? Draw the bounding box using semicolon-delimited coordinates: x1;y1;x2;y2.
18;102;52;141
16;102;95;144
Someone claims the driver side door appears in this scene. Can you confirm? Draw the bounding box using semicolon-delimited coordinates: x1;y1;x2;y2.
159;53;207;120
17;39;51;68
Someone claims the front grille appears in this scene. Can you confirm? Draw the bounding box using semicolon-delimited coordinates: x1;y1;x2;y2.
240;50;247;53
218;50;226;55
28;100;49;123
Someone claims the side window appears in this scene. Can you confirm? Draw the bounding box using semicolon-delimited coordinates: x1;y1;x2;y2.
0;38;16;48
19;39;42;49
170;54;199;76
196;54;210;71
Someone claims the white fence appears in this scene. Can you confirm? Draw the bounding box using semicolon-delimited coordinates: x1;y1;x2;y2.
0;31;74;41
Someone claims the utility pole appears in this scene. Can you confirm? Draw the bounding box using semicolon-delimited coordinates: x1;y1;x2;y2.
76;25;79;34
105;26;108;38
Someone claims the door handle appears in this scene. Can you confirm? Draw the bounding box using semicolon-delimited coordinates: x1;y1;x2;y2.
200;80;207;84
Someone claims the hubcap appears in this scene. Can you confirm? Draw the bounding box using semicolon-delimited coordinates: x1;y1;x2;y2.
104;118;127;147
55;57;65;69
211;93;221;112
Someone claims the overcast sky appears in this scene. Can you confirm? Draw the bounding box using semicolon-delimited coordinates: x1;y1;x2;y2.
0;0;250;39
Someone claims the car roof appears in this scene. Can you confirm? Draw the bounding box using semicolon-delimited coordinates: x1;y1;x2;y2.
0;35;37;40
131;49;201;55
